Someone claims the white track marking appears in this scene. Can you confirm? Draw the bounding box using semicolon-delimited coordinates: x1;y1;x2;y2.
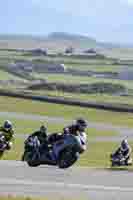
0;178;133;193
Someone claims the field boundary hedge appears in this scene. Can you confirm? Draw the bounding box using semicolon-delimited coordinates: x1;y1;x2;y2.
0;89;133;113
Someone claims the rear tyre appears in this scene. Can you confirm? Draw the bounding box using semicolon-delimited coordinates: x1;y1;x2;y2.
27;160;40;167
25;152;40;167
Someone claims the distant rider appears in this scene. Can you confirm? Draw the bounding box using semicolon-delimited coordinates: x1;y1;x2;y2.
0;120;14;150
111;139;132;165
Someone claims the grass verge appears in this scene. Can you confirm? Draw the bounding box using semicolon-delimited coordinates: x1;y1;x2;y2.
0;69;23;81
32;89;133;106
0;96;133;128
77;141;133;168
31;73;133;89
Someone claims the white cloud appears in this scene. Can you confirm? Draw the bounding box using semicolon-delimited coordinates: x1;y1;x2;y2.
121;0;133;5
127;0;133;5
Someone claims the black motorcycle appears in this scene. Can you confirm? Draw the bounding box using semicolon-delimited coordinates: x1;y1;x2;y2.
110;151;132;167
21;136;40;162
22;134;83;169
0;134;8;157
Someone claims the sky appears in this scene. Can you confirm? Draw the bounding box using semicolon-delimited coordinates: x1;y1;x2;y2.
1;0;133;44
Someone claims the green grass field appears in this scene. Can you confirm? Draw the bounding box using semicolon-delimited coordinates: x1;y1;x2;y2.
31;89;133;106
0;95;133;127
78;141;119;167
0;69;24;81
67;63;121;72
32;57;121;72
31;73;133;89
27;55;113;65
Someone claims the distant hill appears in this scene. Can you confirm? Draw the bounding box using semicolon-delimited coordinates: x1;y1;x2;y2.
47;32;96;42
47;32;97;49
0;34;48;43
0;32;97;51
47;32;133;49
0;32;133;51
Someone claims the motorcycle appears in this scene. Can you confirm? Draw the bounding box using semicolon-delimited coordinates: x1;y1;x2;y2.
110;151;132;167
22;134;83;169
0;134;8;157
21;135;40;162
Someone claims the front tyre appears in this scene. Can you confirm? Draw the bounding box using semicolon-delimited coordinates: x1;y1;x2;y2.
58;148;79;169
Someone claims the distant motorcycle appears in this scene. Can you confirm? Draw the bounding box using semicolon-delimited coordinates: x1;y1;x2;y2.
0;134;8;157
110;151;132;167
22;134;83;169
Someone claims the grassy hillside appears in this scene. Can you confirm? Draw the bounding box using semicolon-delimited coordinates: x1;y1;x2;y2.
0;69;26;81
31;73;133;89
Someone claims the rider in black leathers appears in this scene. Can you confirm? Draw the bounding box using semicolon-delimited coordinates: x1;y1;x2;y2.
111;139;132;165
22;125;49;161
29;125;47;144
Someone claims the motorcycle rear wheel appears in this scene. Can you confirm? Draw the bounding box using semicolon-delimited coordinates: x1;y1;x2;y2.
25;152;40;167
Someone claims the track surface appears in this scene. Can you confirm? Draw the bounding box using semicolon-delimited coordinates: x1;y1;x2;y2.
0;160;133;200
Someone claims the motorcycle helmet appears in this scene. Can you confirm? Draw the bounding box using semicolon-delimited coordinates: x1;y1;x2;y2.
40;125;47;136
3;120;12;131
121;139;129;151
76;118;88;131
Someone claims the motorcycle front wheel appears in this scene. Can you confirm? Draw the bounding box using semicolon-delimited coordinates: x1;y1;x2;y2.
58;148;79;169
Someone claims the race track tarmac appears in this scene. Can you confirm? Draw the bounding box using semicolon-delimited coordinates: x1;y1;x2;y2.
0;160;133;200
